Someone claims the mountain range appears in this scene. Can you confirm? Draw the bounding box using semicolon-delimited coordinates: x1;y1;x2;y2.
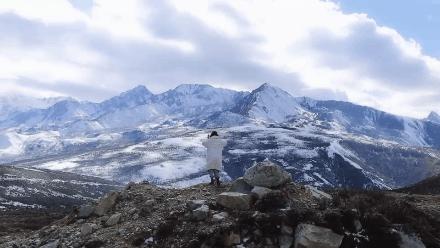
1;83;440;203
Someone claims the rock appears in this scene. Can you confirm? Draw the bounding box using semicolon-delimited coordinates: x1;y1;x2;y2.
354;219;362;233
243;161;292;188
294;224;343;248
144;237;154;245
81;223;97;236
39;240;59;248
398;231;426;248
212;212;229;222
128;208;137;215
305;185;332;200
78;205;95;218
251;186;272;198
229;177;253;193
255;190;287;211
105;213;122;226
94;191;119;216
217;192;252;210
187;199;207;210
192;205;210;221
224;231;241;246
145;199;155;207
281;224;293;235
84;239;105;248
125;182;136;190
279;235;294;248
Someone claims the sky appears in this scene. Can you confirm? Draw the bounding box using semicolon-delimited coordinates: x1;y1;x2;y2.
0;0;439;118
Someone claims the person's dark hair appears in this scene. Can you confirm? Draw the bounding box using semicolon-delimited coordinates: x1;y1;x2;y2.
210;131;219;137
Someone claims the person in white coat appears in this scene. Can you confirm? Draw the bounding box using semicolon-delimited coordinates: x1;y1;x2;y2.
202;131;227;186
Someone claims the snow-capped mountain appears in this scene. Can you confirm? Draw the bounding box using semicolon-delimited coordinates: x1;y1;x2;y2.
1;83;440;191
0;95;71;121
296;99;438;146
426;111;440;124
234;83;306;123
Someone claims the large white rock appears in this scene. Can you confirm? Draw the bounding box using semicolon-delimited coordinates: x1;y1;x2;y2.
243;161;292;188
294;224;343;248
217;192;252;210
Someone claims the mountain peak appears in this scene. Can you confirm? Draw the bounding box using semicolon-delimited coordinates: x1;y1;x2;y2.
100;85;153;110
255;83;276;91
252;83;292;96
122;85;153;96
426;111;440;124
235;83;305;122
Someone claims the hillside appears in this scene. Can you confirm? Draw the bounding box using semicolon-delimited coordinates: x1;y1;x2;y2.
397;173;440;195
0;165;121;237
1;162;438;248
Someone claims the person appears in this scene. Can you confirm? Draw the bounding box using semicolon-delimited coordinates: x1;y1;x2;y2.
202;131;227;186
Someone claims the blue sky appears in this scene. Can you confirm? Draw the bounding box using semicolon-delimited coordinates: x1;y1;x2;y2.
0;0;439;118
338;0;440;58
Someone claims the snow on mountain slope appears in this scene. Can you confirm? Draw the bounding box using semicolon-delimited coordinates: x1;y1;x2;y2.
2;83;440;150
6;122;439;190
0;99;99;130
426;111;440;124
235;83;307;122
297;99;440;147
0;165;120;210
0;95;70;121
98;85;153;114
0;130;62;160
156;84;247;117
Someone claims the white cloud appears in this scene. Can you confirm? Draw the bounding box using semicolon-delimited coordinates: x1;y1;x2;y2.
0;0;439;118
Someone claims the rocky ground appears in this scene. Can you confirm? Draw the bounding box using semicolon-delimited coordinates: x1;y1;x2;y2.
1;161;439;248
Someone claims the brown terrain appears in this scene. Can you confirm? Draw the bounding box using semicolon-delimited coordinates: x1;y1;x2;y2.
1;162;439;248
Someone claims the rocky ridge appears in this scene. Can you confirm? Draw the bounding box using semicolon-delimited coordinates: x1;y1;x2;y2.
2;161;439;248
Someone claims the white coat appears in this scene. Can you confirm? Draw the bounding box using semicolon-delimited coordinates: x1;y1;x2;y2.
202;136;227;171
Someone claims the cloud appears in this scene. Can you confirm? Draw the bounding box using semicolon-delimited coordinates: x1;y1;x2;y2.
0;0;439;117
306;20;440;90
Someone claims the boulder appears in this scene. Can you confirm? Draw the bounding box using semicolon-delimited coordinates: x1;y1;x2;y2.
212;212;229;222
192;205;210;221
281;224;293;235
229;177;253;193
217;192;252;210
251;186;272;198
105;213;122;226
78;205;94;219
81;223;97;236
294;224;343;248
94;191;119;216
243;161;292;188
187;200;207;210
